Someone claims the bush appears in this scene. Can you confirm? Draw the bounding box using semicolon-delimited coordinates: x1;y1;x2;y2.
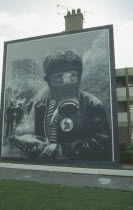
120;143;133;164
126;143;133;151
119;143;127;151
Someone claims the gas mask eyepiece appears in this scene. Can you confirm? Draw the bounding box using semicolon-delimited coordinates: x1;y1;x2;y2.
51;71;78;86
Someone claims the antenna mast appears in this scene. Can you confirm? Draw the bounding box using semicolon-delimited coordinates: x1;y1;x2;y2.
57;4;94;23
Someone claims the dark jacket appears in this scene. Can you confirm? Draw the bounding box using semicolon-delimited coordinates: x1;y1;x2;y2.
34;90;112;161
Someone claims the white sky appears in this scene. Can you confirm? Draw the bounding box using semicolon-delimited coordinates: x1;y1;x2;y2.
0;0;133;90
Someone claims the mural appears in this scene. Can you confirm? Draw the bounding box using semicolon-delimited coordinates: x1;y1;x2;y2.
0;26;118;164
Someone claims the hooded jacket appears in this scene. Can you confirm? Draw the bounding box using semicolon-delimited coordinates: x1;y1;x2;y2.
34;89;112;161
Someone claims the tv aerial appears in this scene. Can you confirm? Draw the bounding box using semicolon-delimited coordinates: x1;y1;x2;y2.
56;4;74;16
56;4;94;23
57;4;73;11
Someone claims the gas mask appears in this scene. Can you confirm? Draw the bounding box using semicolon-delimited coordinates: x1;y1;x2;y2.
50;71;80;116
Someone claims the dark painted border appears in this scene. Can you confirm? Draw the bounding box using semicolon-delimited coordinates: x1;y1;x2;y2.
0;43;7;156
0;25;119;167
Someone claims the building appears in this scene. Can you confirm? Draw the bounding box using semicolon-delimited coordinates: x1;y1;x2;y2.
12;59;41;88
116;67;133;144
3;59;43;111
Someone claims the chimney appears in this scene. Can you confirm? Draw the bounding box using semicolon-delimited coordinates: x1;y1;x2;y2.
64;8;84;31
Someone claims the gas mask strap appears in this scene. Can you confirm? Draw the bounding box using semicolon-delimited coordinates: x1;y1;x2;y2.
51;107;58;124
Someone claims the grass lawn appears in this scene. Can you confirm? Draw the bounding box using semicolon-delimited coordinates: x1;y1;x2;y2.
0;180;133;210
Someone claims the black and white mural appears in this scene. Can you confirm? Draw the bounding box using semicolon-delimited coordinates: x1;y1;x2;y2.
0;26;119;165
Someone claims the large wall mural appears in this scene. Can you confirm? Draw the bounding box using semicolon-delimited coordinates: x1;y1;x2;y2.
0;26;119;166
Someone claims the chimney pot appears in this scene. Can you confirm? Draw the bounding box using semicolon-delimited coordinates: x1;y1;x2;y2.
77;8;81;14
67;11;71;15
72;9;76;15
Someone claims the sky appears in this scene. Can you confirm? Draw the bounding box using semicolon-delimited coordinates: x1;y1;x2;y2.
0;0;133;90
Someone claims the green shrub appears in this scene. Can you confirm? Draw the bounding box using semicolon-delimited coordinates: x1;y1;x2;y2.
120;150;133;164
126;143;133;151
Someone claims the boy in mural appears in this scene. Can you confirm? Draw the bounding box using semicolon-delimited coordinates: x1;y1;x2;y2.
34;49;112;160
10;49;112;161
